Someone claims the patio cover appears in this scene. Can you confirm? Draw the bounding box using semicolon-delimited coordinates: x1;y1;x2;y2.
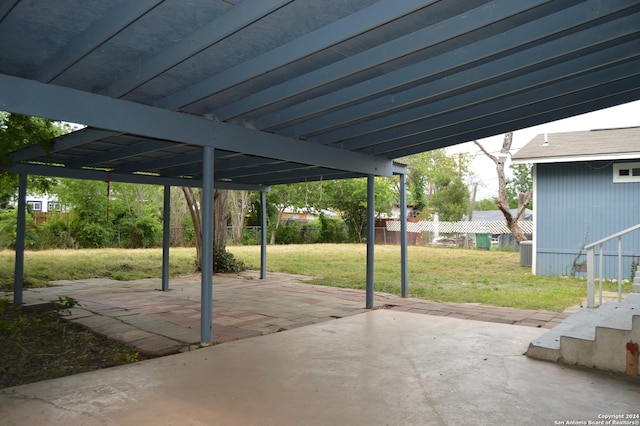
1;0;639;343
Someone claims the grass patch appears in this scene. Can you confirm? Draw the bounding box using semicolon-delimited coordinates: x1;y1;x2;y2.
0;248;198;288
229;244;632;312
0;245;631;312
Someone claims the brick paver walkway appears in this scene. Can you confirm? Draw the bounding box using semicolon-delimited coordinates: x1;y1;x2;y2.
4;272;573;356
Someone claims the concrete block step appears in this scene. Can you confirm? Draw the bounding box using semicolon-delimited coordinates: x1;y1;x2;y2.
526;293;640;370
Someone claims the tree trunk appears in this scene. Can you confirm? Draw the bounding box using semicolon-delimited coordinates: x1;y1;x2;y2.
182;187;229;271
473;132;532;244
182;187;202;270
228;190;250;244
213;189;228;254
496;202;528;243
270;204;286;244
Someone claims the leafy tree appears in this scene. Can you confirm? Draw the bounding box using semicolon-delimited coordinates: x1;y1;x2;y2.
475;198;499;211
108;183;163;248
50;179;164;248
427;173;469;221
400;149;470;220
55;179;113;247
266;182;320;243
507;163;533;209
0;112;70;209
320;177;394;242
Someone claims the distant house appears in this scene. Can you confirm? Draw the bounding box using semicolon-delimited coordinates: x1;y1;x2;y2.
512;127;640;279
8;193;65;225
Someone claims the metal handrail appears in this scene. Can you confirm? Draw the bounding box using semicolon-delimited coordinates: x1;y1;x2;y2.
585;223;640;308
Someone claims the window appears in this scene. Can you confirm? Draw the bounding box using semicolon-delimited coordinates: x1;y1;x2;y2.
48;201;62;212
26;200;42;211
613;162;640;183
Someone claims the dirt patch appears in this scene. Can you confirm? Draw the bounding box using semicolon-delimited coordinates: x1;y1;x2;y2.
0;299;153;389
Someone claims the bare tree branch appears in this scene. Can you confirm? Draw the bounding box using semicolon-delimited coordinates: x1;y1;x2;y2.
474;132;529;244
472;140;496;162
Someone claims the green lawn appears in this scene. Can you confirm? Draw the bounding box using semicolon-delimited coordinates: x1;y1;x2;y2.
1;244;629;312
229;244;602;312
0;248;198;288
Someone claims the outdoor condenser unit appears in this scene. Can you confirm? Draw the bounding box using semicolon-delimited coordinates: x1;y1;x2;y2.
520;240;533;267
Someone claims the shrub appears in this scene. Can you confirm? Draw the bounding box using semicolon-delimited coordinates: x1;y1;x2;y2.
120;215;162;248
39;216;76;249
75;222;114;248
314;213;348;243
275;222;302;244
213;248;245;273
0;208;40;249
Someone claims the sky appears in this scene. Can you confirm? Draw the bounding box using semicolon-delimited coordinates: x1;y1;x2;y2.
446;100;640;200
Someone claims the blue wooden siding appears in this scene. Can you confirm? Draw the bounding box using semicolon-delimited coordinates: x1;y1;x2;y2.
536;161;640;279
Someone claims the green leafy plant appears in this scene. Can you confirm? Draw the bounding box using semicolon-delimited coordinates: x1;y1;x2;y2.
631;257;639;282
213;248;245;273
54;296;81;316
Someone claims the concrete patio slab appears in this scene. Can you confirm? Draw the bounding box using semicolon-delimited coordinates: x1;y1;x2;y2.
0;310;637;425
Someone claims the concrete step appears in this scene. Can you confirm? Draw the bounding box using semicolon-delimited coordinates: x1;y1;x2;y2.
526;293;640;375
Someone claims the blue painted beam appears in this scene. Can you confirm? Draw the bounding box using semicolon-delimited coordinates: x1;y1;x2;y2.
11;129;119;162
70;140;177;169
386;75;640;159
200;147;214;345
162;185;171;292
260;190;267;280
0;75;393;177
162;155;281;176
106;0;293;98
0;0;19;22
226;167;357;184
366;175;375;309
113;152;203;174
262;0;638;135
6;163;269;192
33;0;164;83
398;171;408;298
13;173;26;305
249;171;362;187
372;55;640;153
334;35;640;151
157;0;432;110
217;162;313;180
217;0;548;122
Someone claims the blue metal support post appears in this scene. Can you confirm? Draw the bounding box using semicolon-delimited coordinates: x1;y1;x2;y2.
366;175;375;308
13;173;27;305
399;172;408;297
161;185;171;291
260;190;267;279
200;147;214;345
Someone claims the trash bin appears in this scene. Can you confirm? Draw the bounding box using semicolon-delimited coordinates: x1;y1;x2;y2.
520;240;533;267
475;233;491;250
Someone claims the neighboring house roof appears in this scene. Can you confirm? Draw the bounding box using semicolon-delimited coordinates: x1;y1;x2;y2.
511;127;640;164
